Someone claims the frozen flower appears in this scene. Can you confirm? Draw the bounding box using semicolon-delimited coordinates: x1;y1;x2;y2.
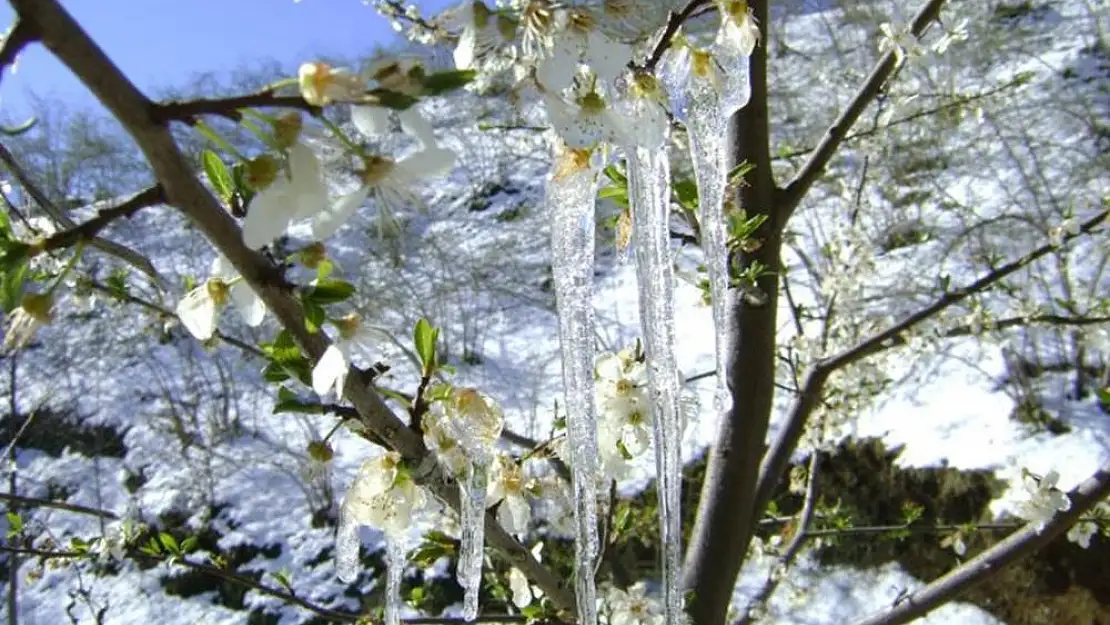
241;142;329;249
1015;469;1071;532
176;256;265;341
717;0;760;57
312;313;385;399
1067;519;1098;549
544;82;625;149
1048;217;1081;247
604;582;664;625
311;146;456;241
95;523;129;564
877;22;922;67
535;6;633;92
336;452;429;581
3;292;52;353
595;347;650;422
423;407;472;475
612;72;669;149
450;0;503;70
487;454;533;535
299;62;365;107
933;18;969;54
940;530;967;557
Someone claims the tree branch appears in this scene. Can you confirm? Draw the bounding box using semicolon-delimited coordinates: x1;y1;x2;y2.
0;492;120;520
31;185;164;256
751;209;1110;529
778;0;947;217
8;0;575;615
0;141;163;283
151;92;321;125
641;0;711;72
0;19;36;82
851;464;1110;625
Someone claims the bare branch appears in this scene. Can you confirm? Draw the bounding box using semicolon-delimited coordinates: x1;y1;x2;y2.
8;0;575;614
151;92;321;126
0;19;36;84
31;185;164;256
851;464;1110;625
779;0;947;217
752;209;1110;527
0;141;163;283
0;492;120;520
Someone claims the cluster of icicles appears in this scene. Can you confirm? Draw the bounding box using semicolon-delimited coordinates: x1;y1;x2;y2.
334;26;753;625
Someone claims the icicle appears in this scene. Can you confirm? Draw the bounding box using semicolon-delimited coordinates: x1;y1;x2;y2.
384;535;407;625
459;460;490;620
622;93;685;625
685;96;732;412
547;143;603;625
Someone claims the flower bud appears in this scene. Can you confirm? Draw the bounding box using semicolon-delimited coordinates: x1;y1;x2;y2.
206;279;230;307
300;242;328;269
307;440;334;463
245;155;280;191
20;292;53;323
272;112;303;149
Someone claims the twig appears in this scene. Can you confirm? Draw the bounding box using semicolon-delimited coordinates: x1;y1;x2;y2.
850;464;1110;625
0;141;163;283
751;208;1110;528
0;20;35;84
151;92;321;125
0;492;120;521
31;185;165;256
779;0;947;217
642;0;712;72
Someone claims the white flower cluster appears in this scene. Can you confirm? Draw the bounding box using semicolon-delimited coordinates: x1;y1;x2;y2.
600;582;666;625
1014;469;1071;533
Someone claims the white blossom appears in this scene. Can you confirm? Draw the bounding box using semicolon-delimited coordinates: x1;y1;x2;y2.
311;313;385;399
487;454;533;535
1067;519;1098;549
534;6;633;92
604;582;664;625
716;0;760;57
298;62;365;107
507;542;545;608
241;142;329;249
176;256;265;341
1015;469;1071;532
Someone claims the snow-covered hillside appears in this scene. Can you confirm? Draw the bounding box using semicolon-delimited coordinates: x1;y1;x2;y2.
2;0;1109;623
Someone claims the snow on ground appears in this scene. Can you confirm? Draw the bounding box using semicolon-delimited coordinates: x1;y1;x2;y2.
2;0;1108;623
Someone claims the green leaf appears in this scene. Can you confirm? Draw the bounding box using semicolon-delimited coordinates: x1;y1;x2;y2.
273;397;327;415
1098;388;1110;405
367;88;419;111
159;532;180;554
304;279;356;305
5;512;23;537
603;164;627;184
413;318;437;373
673;178;699;211
303;301;326;334
180;536;198;553
420;69;477;95
201;150;234;202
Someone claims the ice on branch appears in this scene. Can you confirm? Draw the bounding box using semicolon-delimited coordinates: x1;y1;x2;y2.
427;387;504;620
176;255;265;341
242;141;328;249
312;313;387;399
336;452;429;582
1015;469;1071;532
548;140;604;625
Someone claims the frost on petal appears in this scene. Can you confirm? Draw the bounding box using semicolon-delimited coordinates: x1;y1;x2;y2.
509;568;532;608
585;31;633;83
230;283;266;327
242;184;299;249
176;287;218;340
312;344;349;397
536;40;580;92
498;494;532;535
313;186;371;241
398;107;438;149
351;105;392;139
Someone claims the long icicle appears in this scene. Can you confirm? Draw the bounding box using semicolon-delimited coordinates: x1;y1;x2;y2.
627;141;684;624
685;99;732;412
460;460;489;620
548;144;602;625
385;535;406;625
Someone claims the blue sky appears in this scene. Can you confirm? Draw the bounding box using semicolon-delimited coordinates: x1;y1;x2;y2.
0;0;454;119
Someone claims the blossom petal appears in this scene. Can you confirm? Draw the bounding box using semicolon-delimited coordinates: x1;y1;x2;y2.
398;107;437;149
243;184;298;249
176;287;217;340
313;186;371;241
351;105;392;139
230;283;266;327
312;344;349;397
508;568;532;608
